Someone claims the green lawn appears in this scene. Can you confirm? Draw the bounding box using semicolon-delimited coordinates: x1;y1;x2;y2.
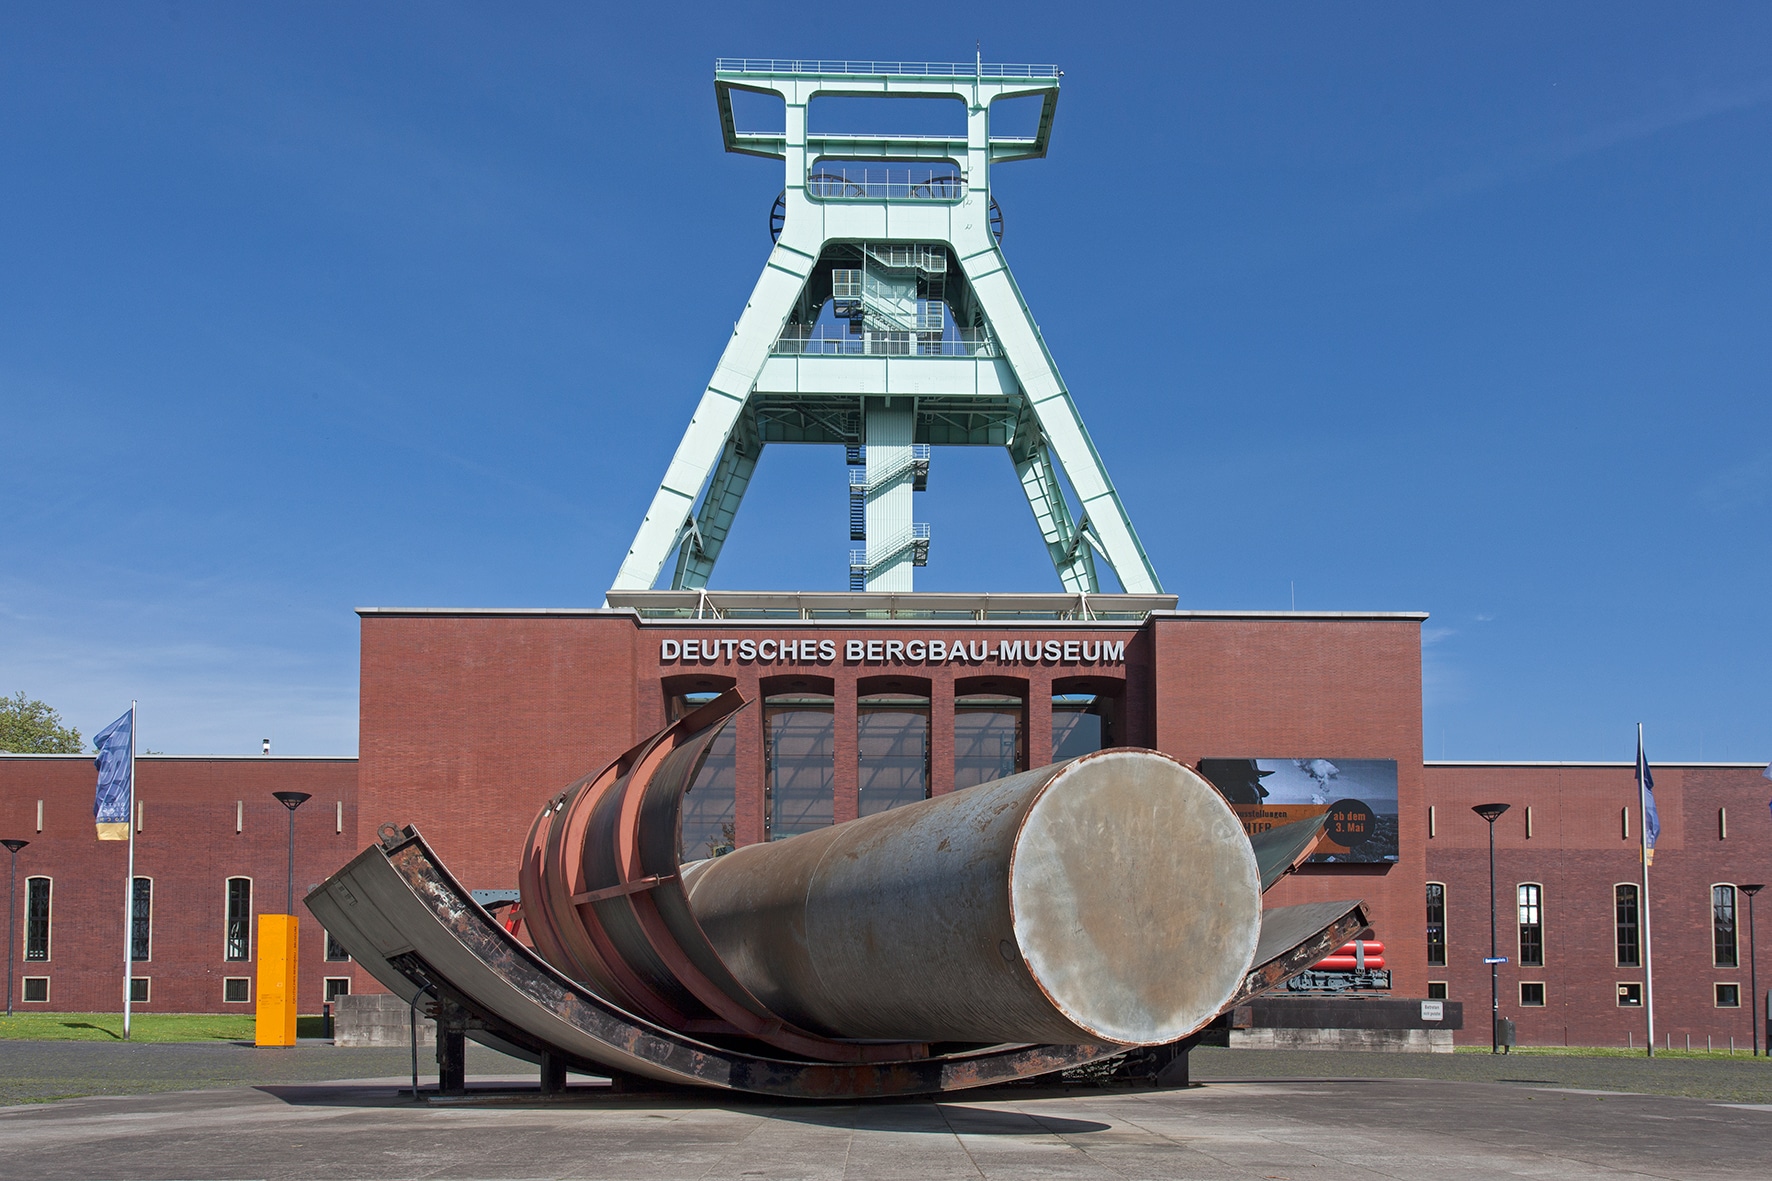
0;1013;332;1042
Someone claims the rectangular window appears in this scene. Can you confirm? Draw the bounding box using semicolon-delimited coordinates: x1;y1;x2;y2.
763;694;835;839
23;976;49;1002
129;976;150;1003
858;694;931;816
1716;983;1741;1008
1517;883;1543;967
225;877;252;961
131;877;152;962
1614;884;1640;967
1427;981;1448;1000
324;929;351;962
25;876;51;961
954;694;1024;790
1426;882;1447;966
324;977;352;1003
1713;885;1738;967
223;977;251;1003
1617;982;1642;1007
1519;982;1545;1007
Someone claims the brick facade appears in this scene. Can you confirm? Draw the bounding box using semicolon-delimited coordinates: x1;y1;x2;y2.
0;755;356;1013
1423;763;1772;1048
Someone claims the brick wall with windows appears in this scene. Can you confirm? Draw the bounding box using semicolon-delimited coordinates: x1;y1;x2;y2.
0;755;356;1013
1424;763;1772;1047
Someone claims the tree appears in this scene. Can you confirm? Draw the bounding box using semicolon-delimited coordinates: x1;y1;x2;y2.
0;692;83;753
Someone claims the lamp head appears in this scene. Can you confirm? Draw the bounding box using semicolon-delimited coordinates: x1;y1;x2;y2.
1;839;28;854
1471;802;1510;823
1743;884;1765;898
273;791;312;812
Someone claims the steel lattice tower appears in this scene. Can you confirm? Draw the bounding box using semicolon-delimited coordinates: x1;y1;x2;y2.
612;58;1160;595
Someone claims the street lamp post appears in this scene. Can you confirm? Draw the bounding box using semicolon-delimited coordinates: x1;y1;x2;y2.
1472;803;1511;1054
3;839;28;1018
1743;884;1763;1057
272;792;311;915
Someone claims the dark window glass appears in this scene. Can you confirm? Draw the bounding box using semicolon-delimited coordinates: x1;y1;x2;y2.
325;977;352;1002
225;878;252;961
1427;982;1448;1000
670;692;738;860
25;877;50;961
129;977;149;1003
1519;982;1545;1006
764;696;834;839
1617;982;1642;1007
1615;884;1640;967
1517;884;1543;967
858;695;930;816
324;929;351;962
223;977;250;1003
131;877;151;962
1716;983;1740;1008
1426;882;1447;966
1052;694;1116;761
954;695;1022;789
1713;885;1738;967
23;977;49;1002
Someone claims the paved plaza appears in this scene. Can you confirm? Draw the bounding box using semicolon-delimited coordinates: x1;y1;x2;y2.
3;1044;1770;1179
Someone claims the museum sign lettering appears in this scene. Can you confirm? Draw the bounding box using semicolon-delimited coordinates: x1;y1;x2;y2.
659;637;1126;667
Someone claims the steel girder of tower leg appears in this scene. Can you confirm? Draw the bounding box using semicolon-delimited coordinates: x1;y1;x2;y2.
609;61;1161;597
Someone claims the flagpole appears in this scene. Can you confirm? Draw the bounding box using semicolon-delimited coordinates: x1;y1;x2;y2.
1638;722;1653;1059
123;700;136;1042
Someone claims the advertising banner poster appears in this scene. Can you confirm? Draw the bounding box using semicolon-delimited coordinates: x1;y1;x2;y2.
1197;758;1399;863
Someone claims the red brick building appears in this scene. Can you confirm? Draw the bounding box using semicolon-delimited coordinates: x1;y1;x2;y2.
3;590;1766;1049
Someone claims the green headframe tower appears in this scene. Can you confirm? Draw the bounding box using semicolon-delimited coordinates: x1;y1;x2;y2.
612;58;1161;595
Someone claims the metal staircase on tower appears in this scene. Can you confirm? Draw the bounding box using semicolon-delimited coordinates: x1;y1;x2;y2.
611;58;1161;596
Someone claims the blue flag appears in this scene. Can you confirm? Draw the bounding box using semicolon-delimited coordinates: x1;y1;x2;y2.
1636;726;1658;866
93;708;133;841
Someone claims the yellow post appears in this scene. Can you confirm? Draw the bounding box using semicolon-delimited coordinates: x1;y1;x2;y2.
254;914;299;1047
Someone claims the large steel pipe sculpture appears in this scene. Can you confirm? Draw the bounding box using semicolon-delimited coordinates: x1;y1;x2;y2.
308;689;1366;1096
682;752;1261;1046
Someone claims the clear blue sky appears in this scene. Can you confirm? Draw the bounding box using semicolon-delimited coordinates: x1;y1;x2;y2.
3;4;1768;762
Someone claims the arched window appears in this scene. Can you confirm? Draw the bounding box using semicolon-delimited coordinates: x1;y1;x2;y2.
1614;884;1640;967
1425;882;1447;966
24;876;51;961
858;684;931;817
131;877;152;962
666;682;738;860
1517;883;1544;967
763;684;835;840
1713;884;1738;967
225;877;253;961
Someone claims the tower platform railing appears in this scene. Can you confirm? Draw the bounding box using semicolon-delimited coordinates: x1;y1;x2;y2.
715;58;1060;78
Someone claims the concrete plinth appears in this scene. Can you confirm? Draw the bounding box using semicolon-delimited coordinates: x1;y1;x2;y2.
333;992;434;1048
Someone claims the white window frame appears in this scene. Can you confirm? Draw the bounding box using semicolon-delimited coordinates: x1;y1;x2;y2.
1613;882;1641;968
22;976;50;1002
1715;982;1741;1008
1616;981;1643;1007
1712;883;1739;968
1518;981;1546;1007
222;976;251;1004
129;976;151;1004
131;875;153;964
24;875;52;962
323;976;352;1003
224;876;253;962
1517;881;1544;967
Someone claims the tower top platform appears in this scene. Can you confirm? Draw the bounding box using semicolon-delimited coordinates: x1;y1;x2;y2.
713;57;1061;163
